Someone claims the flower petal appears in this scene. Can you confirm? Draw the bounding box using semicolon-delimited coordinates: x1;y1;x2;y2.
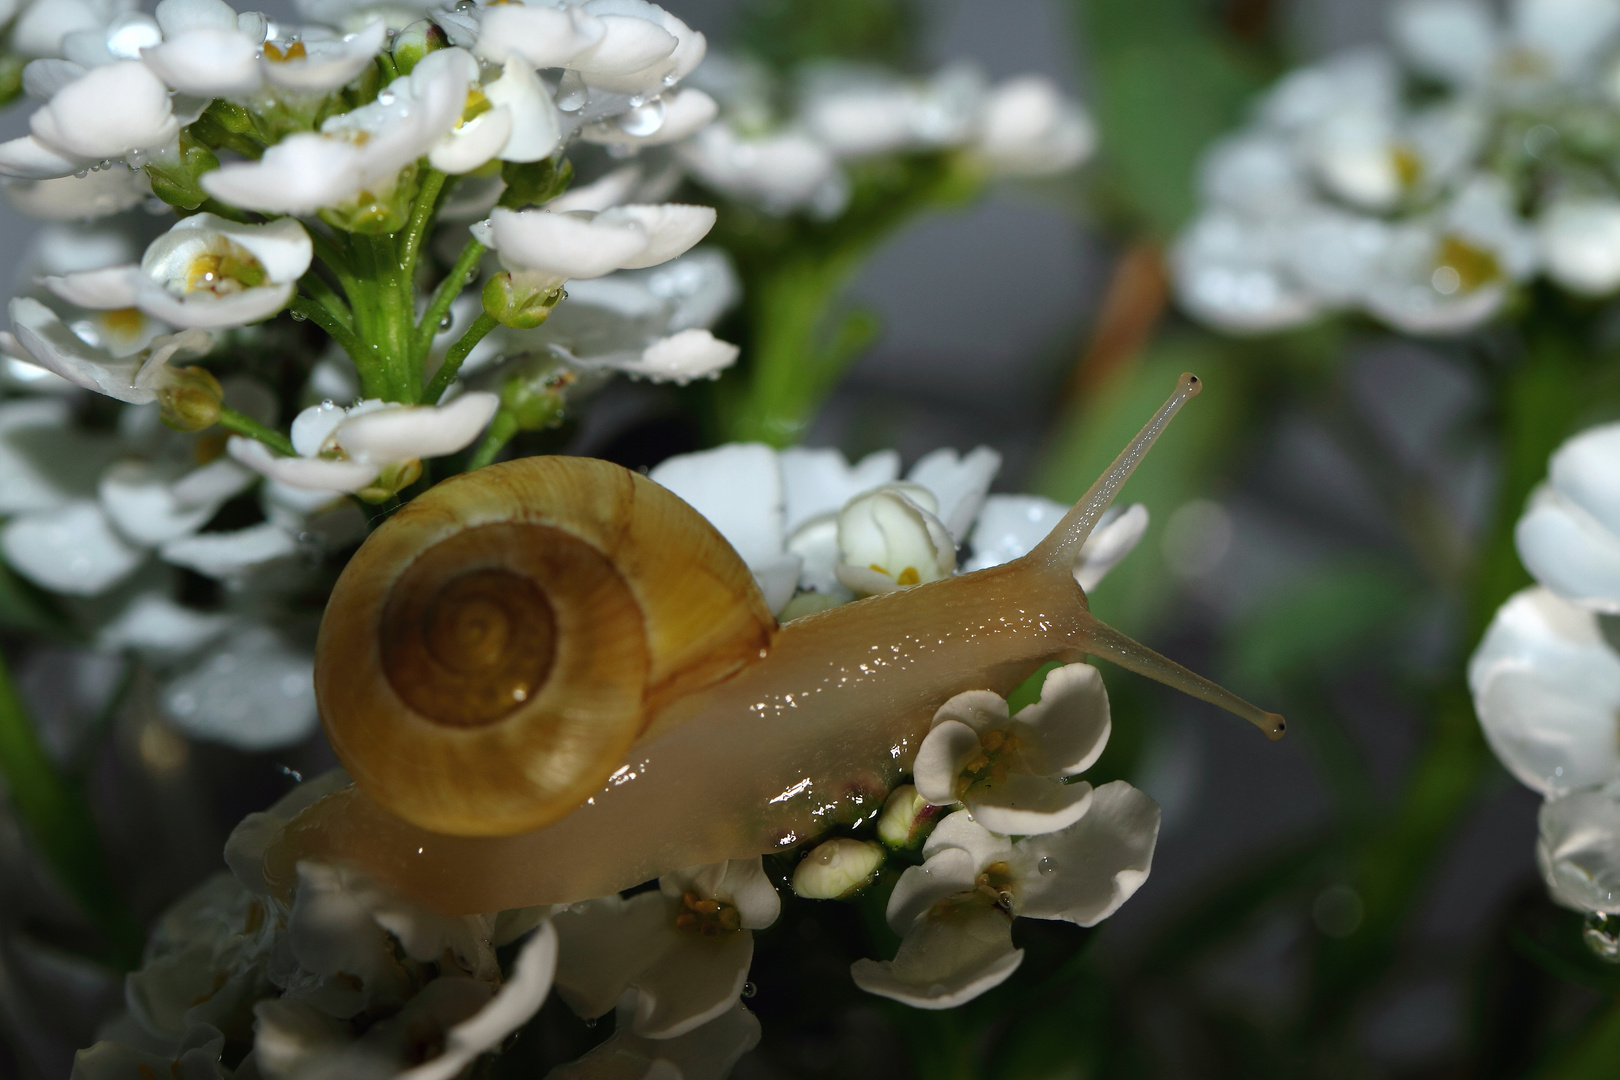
1014;780;1160;926
553;893;677;1021
779;447;900;534
159;521;299;579
159;625;319;750
227;436;379;494
9;296;151;403
1517;484;1620;612
648;442;784;568
335;392;499;463
0;134;85;180
1015;662;1111;776
488;207;650;280
851;898;1022;1009
596;204;717;270
630;930;753;1038
2;501;143;595
1075;503;1149;591
967;775;1094;837
885;846;978;932
913;718;983;805
1538;782;1620;914
907;445;1001;543
548;999;760;1080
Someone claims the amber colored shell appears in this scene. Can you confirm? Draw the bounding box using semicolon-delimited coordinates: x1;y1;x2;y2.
315;456;777;837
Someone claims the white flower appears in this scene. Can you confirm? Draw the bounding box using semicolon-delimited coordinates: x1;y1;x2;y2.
481;202;718;286
799;62;984;159
966;498;1149;590
548;999;761;1080
27;60;177;161
834;484;956;595
1538;781;1620;914
141;2;264;98
477;247;742;385
792;838;886;899
0;499;144;595
46;214;312;330
914;662;1112;835
2;166;149;221
1539;196;1620;295
1468;587;1620;796
676;121;846;216
570;0;707;99
259;18;387;94
8;296;211;403
974;75;1095;176
1390;0;1499;87
1515;422;1620;611
99;456;254;546
552;857;780;1039
1172;210;1323;334
852;789;1159;1008
228;392;499;494
202;44;463;214
581;86;718;147
467;2;606;68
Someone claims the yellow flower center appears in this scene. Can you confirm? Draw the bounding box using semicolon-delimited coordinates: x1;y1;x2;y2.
956;727;1024;798
184;239;267;296
674;891;743;936
974;861;1018;911
1391;144;1423;189
1431;235;1501;296
869;564;921;586
459;87;494;129
263;40;308;62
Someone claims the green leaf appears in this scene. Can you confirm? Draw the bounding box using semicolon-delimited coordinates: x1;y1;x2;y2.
1070;0;1269;236
1225;563;1414;691
735;0;919;69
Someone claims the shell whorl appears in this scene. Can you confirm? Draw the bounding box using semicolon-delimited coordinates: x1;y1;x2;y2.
315;456;777;837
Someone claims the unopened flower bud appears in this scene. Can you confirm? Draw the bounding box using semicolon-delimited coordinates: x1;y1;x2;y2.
792;838;885;900
355;458;422;503
392;19;446;75
501;367;574;431
156;365;223;432
877;784;943;851
483;271;564;330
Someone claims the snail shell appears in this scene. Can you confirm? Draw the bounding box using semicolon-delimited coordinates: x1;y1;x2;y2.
315;456;775;836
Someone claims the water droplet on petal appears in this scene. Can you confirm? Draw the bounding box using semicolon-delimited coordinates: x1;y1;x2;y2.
1584;911;1620;963
289;310;307;322
741;981;758;999
583;1016;598;1029
557;70;588;112
439;312;453;330
616;98;666;137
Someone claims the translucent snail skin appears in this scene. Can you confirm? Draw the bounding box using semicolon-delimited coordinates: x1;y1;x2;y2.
266;373;1283;915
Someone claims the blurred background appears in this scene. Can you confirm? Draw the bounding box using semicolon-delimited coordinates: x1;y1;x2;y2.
8;0;1620;1077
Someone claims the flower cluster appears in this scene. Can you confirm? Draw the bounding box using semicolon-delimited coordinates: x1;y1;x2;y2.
1470;422;1620;951
646;440;1148;617
0;0;744;751
1174;0;1620;337
675;51;1093;217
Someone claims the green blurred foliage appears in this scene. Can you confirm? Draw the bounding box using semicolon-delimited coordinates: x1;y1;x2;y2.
735;0;919;69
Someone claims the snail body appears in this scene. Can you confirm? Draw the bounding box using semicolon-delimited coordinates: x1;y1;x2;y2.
269;374;1283;915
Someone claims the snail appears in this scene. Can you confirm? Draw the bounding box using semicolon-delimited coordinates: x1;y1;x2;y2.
264;373;1282;915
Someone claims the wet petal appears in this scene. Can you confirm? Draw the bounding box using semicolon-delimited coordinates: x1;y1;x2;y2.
851;898;1022;1009
966;775;1094;837
1015;780;1160;926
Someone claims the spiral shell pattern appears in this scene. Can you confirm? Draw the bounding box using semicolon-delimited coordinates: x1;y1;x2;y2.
316;456;776;837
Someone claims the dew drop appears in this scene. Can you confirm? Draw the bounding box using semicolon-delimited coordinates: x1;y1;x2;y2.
439;312;453;330
289;310;308;322
74;169;90;180
616;98;666;138
583;1016;598;1029
741;981;758;999
1038;856;1055;875
1584;911;1620;963
556;70;588;112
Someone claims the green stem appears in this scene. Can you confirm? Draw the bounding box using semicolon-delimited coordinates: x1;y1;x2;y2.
308;226;356;285
467;408;519;470
298;274;354;333
289;295;373;382
414;238;486;362
399;168;446;288
424;312;497;404
217;407;295;457
0;648;142;968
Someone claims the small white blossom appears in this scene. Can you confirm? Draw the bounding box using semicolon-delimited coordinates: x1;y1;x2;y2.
1539;196;1620;295
553;857;780;1039
792;838;886;899
46;214;312;331
480;202;718;288
26;60;177;162
228;392;499;494
852;790;1159;1008
8;297;211;403
914;663;1111;836
974;75;1096;176
835;484;957;595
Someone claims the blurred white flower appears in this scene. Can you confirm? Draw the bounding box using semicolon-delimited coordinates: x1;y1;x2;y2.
228;392;499;494
26;60;177;162
1515;422;1620;611
1468;587;1620;796
8;297;210;403
1539;196;1620;294
852;788;1159;1008
553;857;780;1039
914;662;1111;836
974;75;1095;176
1539;781;1620;914
676;120;846;216
46;214;312;331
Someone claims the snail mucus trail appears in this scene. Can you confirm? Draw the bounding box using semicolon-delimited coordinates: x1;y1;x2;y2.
266;373;1283;915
